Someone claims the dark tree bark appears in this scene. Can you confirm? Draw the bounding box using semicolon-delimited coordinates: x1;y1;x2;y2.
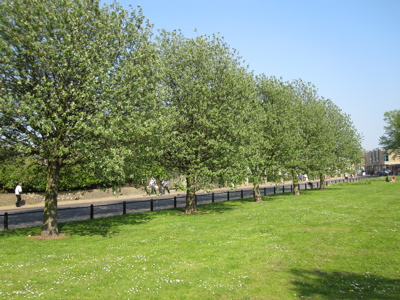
41;159;62;237
319;173;326;190
185;176;197;214
253;182;263;202
291;169;301;196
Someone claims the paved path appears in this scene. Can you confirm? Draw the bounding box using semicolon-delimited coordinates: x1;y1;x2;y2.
1;179;306;213
0;182;292;231
0;187;187;213
0;183;267;212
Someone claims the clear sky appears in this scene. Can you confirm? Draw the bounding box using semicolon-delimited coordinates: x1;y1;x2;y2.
104;0;399;150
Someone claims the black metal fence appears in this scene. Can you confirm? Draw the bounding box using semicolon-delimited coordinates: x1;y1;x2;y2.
0;177;365;231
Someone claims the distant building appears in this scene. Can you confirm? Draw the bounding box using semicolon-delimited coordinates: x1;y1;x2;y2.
364;148;400;175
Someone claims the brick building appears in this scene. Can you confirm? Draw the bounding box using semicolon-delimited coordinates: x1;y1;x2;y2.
364;148;400;175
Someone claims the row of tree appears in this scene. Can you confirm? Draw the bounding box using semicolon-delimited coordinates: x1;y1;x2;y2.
0;0;362;237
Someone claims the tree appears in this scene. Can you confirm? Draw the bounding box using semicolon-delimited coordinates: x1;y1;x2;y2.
380;110;400;158
156;31;259;213
247;75;300;201
287;80;362;191
298;97;362;189
316;100;362;188
0;0;158;236
277;79;310;196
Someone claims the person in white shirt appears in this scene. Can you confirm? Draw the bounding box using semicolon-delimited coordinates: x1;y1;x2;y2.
15;182;22;207
149;176;156;195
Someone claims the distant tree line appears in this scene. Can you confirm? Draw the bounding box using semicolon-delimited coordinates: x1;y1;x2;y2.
0;0;362;237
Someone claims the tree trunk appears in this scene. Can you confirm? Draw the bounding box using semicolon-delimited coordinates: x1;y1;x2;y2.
253;182;262;202
250;168;263;202
41;159;62;237
291;169;301;196
185;176;197;214
319;173;326;190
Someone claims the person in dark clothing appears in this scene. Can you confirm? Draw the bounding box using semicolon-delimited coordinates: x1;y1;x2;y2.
162;179;170;194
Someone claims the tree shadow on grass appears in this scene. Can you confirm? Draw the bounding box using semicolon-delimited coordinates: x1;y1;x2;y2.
0;213;155;238
58;212;154;237
198;199;252;214
290;268;400;299
0;201;246;238
0;226;42;238
60;202;248;237
260;191;304;202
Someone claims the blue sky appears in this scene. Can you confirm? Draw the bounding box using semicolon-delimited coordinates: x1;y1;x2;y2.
104;0;399;150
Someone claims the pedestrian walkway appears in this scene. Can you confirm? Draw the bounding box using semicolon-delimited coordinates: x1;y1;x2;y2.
0;177;341;213
0;183;265;213
0;187;186;213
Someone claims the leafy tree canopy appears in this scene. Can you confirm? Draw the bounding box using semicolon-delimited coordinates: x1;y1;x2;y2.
156;30;260;213
380;110;400;157
0;0;159;236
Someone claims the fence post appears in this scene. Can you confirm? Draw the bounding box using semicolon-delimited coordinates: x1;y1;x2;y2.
241;190;244;199
282;185;285;193
123;201;126;215
291;185;293;192
90;205;94;219
150;200;154;211
212;193;215;203
227;191;230;201
195;195;197;205
264;187;267;196
305;183;307;190
4;212;8;231
174;196;177;208
274;186;276;194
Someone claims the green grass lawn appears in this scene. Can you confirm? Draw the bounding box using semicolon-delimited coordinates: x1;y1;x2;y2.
0;178;399;299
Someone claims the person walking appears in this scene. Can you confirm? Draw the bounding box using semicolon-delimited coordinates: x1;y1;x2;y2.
15;182;22;207
162;179;170;194
149;176;156;195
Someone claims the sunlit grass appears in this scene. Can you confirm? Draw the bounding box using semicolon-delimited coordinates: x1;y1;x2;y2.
0;178;399;299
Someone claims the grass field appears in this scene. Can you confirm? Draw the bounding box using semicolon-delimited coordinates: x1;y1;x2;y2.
0;178;399;299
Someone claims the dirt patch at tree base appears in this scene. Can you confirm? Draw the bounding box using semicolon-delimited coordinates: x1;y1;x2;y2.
27;233;69;240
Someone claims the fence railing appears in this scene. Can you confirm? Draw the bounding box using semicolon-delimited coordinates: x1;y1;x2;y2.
0;177;366;231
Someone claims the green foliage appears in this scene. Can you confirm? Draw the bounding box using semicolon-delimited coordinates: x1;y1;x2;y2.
0;0;366;227
155;30;261;211
0;156;46;191
251;76;303;183
0;155;105;192
0;0;159;234
380;110;400;157
251;75;363;197
0;0;158;174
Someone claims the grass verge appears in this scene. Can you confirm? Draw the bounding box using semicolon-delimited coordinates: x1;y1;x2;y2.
0;178;399;299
